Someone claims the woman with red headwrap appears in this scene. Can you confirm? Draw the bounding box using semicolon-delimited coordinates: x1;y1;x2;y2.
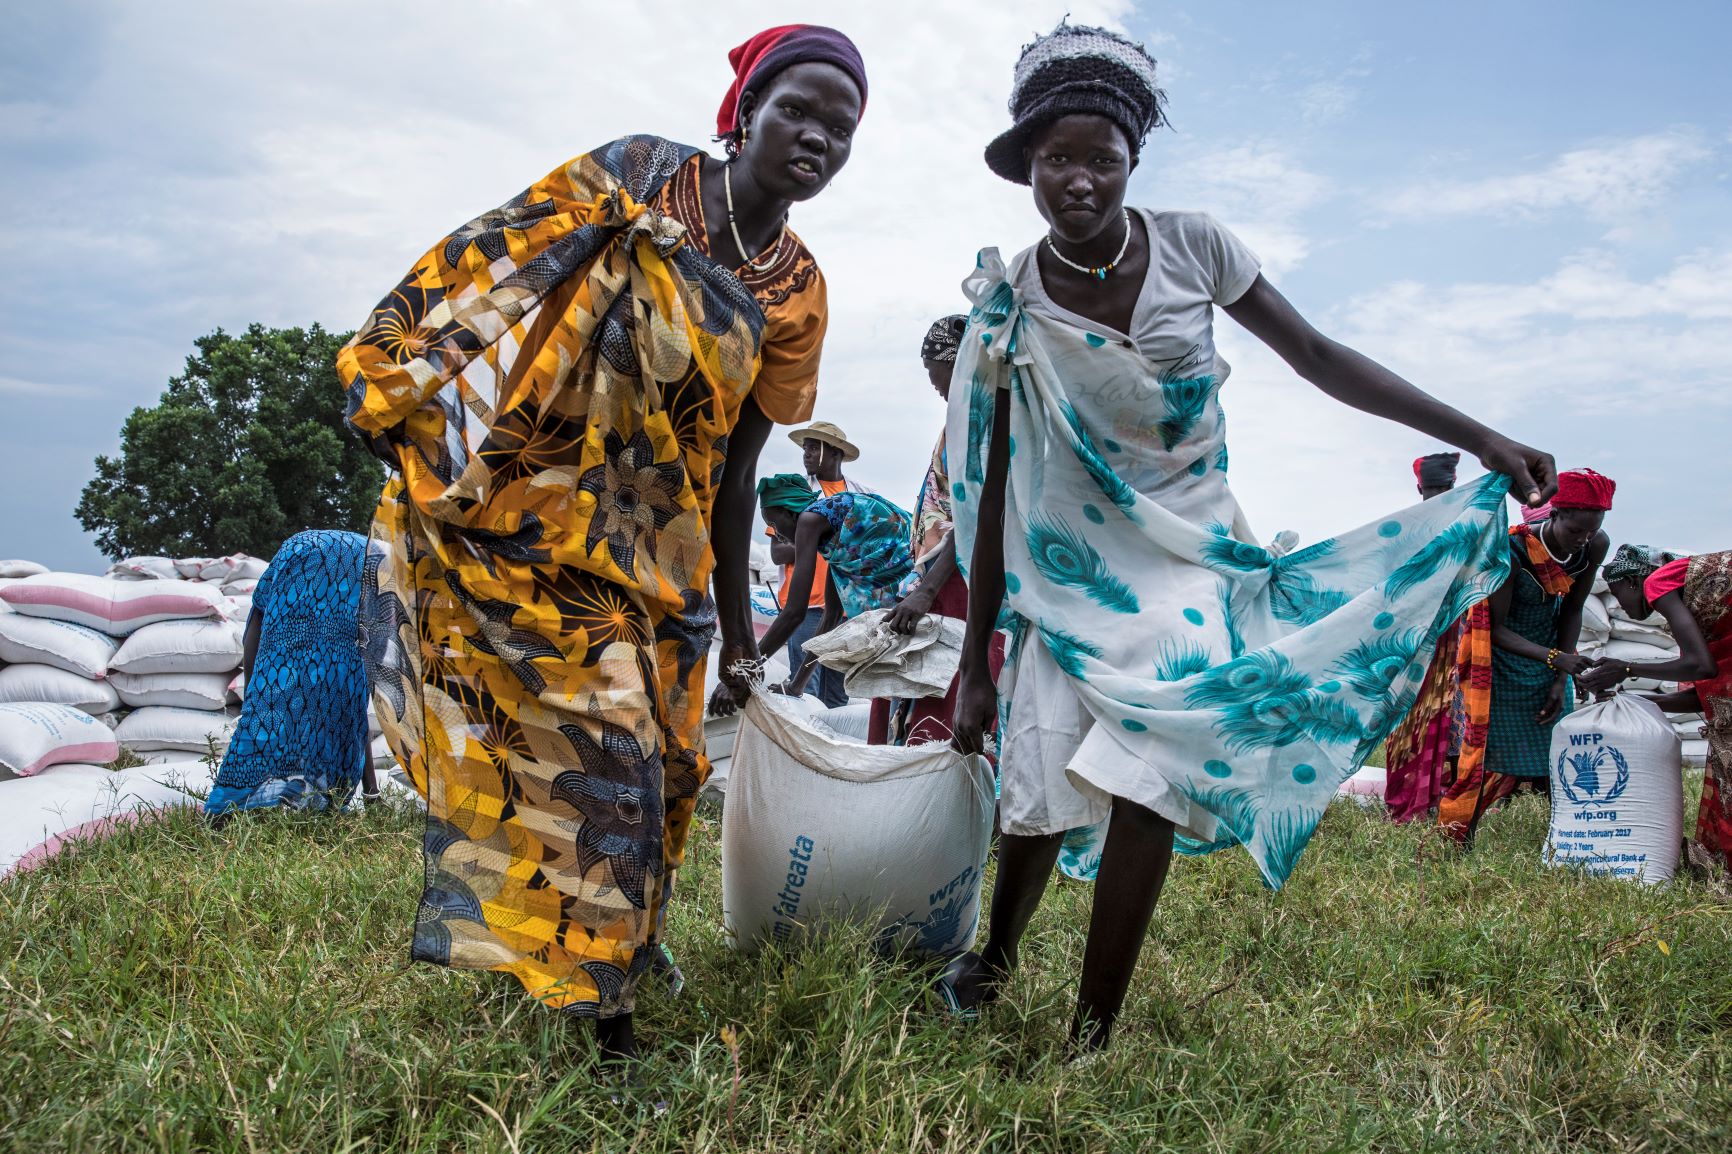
1383;452;1465;822
1583;545;1728;869
1438;469;1616;841
338;26;865;1063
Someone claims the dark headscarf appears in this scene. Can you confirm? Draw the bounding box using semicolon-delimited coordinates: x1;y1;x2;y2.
716;25;868;138
1604;544;1677;587
921;315;967;363
1413;452;1460;491
756;472;818;515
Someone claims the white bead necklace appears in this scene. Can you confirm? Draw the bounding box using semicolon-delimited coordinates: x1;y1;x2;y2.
723;163;788;274
1045;209;1132;280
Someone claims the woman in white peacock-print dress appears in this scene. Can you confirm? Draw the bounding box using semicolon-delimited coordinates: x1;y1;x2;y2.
940;22;1559;1051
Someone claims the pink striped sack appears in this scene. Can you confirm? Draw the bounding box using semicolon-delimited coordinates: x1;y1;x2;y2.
0;703;119;777
0;574;224;637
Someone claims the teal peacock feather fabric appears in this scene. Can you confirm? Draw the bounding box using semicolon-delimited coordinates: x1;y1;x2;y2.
1156;375;1216;451
1025;512;1139;613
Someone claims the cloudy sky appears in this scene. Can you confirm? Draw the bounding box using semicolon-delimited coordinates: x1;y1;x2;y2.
3;0;1728;572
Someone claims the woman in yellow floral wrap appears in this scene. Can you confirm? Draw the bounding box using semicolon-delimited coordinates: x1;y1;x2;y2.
338;26;867;1063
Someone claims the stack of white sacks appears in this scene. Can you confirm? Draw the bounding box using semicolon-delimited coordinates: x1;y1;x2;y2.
0;554;273;874
1579;571;1709;768
0;555;265;761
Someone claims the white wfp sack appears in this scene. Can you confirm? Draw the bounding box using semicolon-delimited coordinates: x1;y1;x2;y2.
799;609;966;699
0;664;121;714
0;574;225;635
0;762;203;877
721;689;995;957
0;616;122;680
110;618;243;675
109;671;232;711
114;706;237;753
0;561;48;579
1546;695;1683;884
1580;596;1612;645
0;703;120;776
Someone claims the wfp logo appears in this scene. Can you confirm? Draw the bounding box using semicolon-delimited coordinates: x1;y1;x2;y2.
1556;733;1631;805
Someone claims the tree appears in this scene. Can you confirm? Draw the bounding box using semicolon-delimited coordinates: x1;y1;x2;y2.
77;323;385;561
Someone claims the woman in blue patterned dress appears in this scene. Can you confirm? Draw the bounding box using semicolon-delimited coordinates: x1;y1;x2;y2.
712;474;915;710
205;530;373;819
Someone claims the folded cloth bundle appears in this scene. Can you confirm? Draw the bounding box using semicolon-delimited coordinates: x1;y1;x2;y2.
799;609;966;700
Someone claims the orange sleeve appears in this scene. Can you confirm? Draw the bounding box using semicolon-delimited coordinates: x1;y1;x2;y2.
750;265;827;426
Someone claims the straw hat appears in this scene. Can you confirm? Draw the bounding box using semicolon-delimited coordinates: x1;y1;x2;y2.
787;420;859;462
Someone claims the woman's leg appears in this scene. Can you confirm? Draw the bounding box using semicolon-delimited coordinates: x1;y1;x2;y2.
943;830;1063;1009
1072;797;1175;1051
596;1014;636;1066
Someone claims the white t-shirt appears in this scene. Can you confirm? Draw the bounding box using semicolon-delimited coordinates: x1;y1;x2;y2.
1011;209;1262;392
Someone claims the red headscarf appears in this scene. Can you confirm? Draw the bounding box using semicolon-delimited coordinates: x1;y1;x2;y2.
1551;468;1616;511
716;25;868;138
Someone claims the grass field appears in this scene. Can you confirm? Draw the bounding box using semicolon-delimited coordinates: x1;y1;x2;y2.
4;782;1730;1153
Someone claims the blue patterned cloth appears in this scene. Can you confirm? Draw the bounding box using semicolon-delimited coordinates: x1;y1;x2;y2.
810;491;919;617
205;530;371;817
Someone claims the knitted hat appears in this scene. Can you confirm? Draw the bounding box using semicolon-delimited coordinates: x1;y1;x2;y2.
920;315;968;363
1413;452;1460;491
984;22;1166;185
1550;468;1617;511
716;25;868;139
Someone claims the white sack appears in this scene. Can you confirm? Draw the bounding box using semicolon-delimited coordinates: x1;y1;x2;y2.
0;616;121;680
199;554;268;584
0;762;203;876
173;558;212;579
1336;765;1387;807
800;609;965;699
110;618;243;675
227;672;245;704
221;579;259;596
1611;618;1674;647
114;706;237;753
107;556;179;582
1546;694;1682;884
1580;596;1611;641
109;670;232;711
0;561;48;579
0;664;121;714
0;703;120;776
0;574;225;635
815;703;873;743
721;689;994;957
1591;638;1681;667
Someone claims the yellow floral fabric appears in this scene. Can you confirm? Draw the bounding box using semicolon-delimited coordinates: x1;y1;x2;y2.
340;136;826;1016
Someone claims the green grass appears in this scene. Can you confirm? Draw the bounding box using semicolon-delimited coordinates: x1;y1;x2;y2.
3;784;1729;1153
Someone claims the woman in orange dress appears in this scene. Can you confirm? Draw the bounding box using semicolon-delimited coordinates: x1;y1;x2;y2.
339;26;866;1063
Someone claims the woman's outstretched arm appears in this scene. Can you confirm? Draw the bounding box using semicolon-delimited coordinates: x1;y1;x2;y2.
1223;276;1557;507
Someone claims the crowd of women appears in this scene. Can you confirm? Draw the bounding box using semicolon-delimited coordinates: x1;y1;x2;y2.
201;21;1731;1064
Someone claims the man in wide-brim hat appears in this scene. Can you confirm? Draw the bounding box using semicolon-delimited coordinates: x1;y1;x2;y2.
767;420;865;707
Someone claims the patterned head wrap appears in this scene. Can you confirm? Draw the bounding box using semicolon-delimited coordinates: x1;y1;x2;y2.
985;22;1167;185
717;25;868;138
920;315;968;363
756;472;818;515
1413;453;1460;490
1551;468;1617;511
1604;543;1677;587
